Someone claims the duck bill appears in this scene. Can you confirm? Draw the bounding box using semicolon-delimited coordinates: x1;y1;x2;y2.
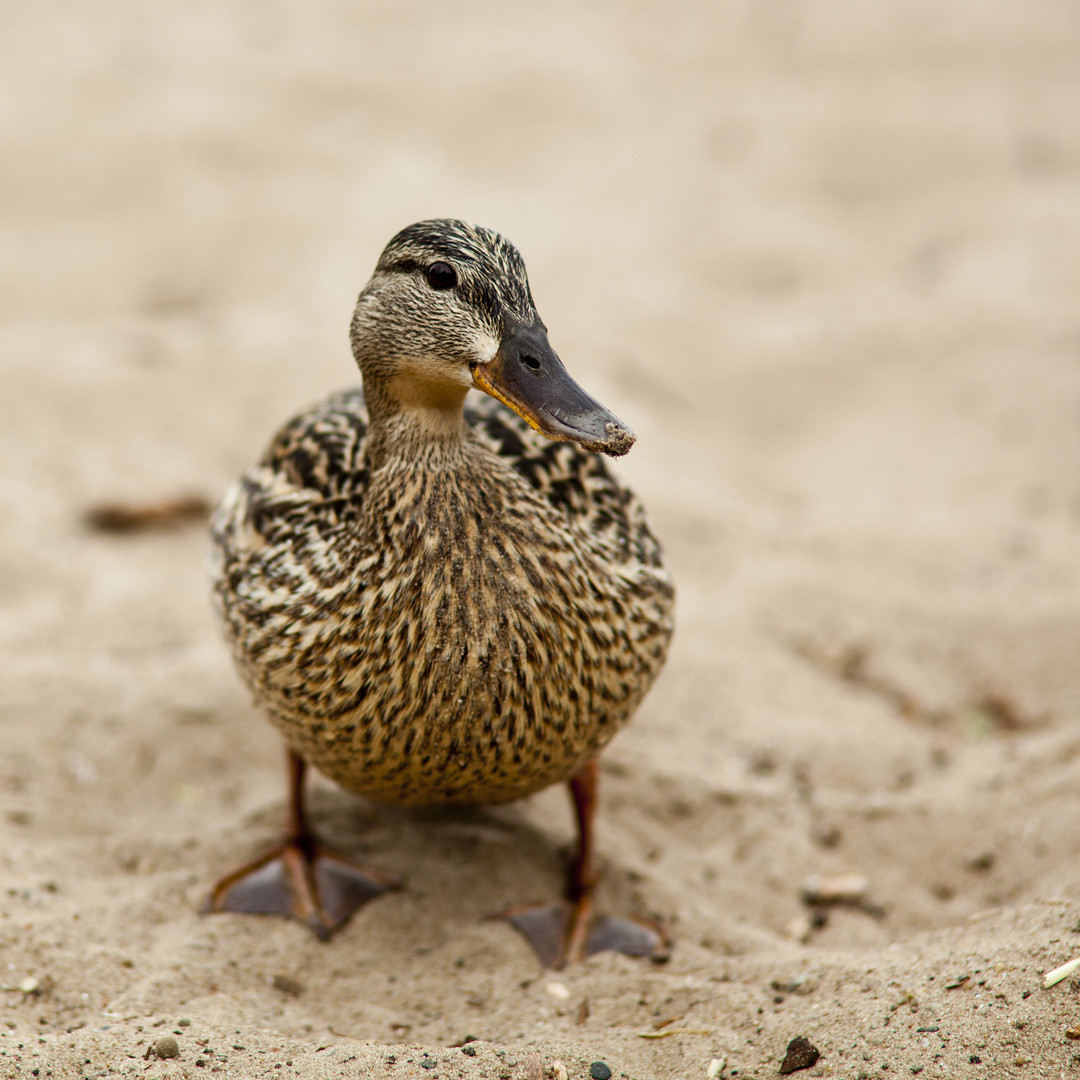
472;324;636;457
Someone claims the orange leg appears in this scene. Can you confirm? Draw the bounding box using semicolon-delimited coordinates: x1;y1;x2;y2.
499;760;669;968
202;749;399;939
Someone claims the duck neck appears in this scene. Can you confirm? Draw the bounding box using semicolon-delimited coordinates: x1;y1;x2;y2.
362;371;470;470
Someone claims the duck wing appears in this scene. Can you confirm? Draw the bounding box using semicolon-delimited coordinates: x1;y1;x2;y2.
210;387;372;603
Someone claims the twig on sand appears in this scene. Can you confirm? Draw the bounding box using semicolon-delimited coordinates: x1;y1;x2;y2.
1043;956;1080;989
84;494;211;532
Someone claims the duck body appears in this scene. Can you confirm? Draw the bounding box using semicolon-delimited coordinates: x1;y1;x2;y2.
211;386;673;806
205;221;674;960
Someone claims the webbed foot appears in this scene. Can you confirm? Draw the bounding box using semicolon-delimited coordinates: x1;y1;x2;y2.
495;760;671;967
202;749;399;939
498;896;669;968
203;837;400;940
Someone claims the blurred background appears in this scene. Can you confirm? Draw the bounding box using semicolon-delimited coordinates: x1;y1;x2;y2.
2;0;1080;1063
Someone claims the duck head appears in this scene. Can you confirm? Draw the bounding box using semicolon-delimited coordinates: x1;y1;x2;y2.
350;219;636;457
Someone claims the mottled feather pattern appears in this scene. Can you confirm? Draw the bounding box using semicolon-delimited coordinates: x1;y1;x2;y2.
377;220;536;326
352;222;537;385
211;387;674;806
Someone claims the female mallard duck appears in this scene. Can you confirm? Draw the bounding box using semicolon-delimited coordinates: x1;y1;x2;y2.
205;220;675;966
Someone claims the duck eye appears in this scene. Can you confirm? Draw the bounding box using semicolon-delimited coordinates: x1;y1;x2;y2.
426;262;457;290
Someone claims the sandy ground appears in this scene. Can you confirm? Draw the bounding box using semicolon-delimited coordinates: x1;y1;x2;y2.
3;2;1080;1077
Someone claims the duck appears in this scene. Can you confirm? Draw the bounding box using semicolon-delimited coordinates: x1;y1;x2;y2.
204;219;675;967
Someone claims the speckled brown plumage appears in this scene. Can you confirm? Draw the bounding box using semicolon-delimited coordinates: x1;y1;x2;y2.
211;389;672;805
209;220;674;809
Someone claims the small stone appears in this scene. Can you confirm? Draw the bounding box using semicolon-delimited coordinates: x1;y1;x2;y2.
271;974;303;996
154;1036;180;1060
18;977;39;994
707;1059;724;1078
545;981;571;1001
178;1019;191;1027
461;1045;478;1057
589;1063;612;1080
1066;1026;1080;1040
419;1057;437;1070
800;873;868;905
783;915;815;944
779;1036;820;1075
551;1061;568;1080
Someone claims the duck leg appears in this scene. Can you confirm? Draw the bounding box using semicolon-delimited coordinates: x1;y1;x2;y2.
202;748;400;940
500;760;669;968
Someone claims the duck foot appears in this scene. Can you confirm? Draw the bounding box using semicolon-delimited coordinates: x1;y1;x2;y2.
496;760;671;968
202;838;400;940
499;897;669;968
202;748;399;939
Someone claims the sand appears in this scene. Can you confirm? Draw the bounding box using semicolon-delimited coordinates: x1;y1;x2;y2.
2;1;1080;1077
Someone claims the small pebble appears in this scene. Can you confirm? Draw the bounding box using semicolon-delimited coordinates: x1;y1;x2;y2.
18;977;39;994
271;974;303;996
707;1059;724;1078
783;914;815;944
154;1036;180;1060
178;1019;191;1027
545;981;571;1001
419;1057;437;1070
779;1036;820;1075
552;1061;568;1080
461;1045;478;1057
589;1063;612;1080
801;873;868;905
